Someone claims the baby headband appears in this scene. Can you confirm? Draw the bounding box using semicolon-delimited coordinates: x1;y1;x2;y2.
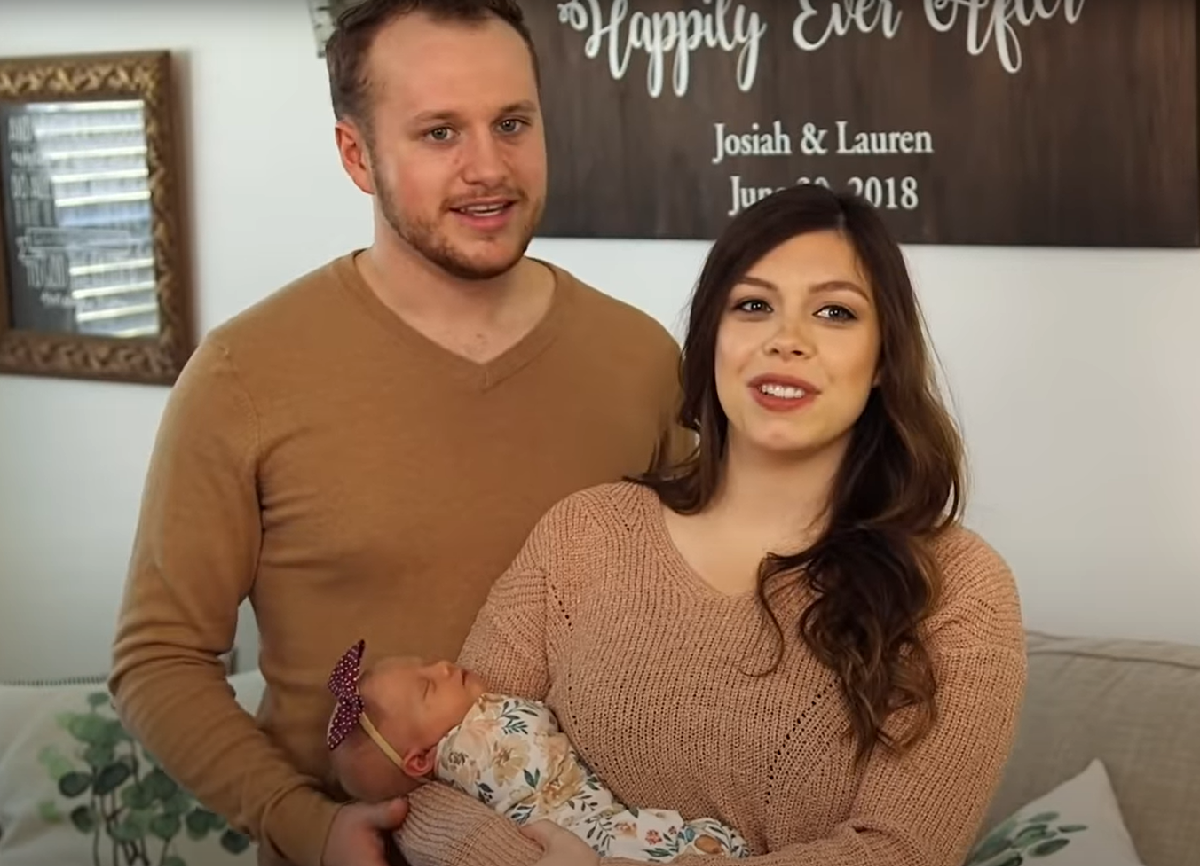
325;638;405;770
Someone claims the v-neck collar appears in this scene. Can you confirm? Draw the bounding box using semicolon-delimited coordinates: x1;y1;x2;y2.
334;251;571;392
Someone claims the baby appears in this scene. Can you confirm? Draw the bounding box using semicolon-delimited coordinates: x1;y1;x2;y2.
325;640;749;862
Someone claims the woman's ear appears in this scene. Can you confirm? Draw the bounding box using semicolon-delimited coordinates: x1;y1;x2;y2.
403;745;437;779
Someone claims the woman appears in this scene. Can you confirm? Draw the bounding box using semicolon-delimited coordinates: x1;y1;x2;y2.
397;183;1027;866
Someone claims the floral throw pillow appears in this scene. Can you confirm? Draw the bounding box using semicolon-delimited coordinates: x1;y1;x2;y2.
0;671;265;866
965;759;1145;866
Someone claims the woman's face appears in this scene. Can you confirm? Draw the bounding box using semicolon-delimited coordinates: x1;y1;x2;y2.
713;230;882;462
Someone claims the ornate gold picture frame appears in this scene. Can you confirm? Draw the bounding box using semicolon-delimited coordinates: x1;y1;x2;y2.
0;51;193;385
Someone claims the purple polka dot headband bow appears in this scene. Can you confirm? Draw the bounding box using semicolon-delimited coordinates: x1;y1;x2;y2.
326;639;367;751
324;639;406;769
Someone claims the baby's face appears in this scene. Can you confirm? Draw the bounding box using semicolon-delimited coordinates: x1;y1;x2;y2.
365;657;486;759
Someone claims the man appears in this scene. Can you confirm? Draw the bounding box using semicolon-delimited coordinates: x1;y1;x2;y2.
107;3;690;866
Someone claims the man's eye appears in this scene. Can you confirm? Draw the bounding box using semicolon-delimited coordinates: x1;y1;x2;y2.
426;127;453;142
497;118;525;134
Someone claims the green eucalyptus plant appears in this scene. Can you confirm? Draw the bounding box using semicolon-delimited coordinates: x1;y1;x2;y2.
36;690;251;866
966;810;1087;866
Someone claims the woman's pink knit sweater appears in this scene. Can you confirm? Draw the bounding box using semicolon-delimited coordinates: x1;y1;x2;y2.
399;481;1027;866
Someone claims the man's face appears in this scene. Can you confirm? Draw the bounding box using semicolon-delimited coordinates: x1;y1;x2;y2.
350;12;546;280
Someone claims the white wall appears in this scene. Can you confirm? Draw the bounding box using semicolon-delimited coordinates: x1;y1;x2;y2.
1;1;1197;681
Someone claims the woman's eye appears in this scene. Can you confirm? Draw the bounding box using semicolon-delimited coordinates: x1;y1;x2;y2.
816;304;856;321
734;298;771;313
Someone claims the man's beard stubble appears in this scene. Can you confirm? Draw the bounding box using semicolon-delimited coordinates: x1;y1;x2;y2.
375;166;540;282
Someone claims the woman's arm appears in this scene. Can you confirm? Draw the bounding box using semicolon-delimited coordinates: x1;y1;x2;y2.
400;636;1026;866
449;482;584;699
455;552;551;701
398;495;583;865
400;784;543;866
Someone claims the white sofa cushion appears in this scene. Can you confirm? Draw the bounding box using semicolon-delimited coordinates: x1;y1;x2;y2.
967;759;1145;865
0;670;265;866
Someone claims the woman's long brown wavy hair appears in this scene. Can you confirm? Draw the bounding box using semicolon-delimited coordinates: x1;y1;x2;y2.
638;184;965;764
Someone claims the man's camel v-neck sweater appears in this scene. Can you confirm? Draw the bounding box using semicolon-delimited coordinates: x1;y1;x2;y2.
398;482;1028;866
108;255;689;866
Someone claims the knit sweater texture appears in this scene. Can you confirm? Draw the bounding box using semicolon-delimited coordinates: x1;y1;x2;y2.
398;481;1028;866
108;254;689;866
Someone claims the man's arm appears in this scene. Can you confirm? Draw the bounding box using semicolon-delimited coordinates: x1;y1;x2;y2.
109;338;340;866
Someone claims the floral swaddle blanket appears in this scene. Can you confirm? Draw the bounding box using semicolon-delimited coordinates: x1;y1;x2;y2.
435;694;749;862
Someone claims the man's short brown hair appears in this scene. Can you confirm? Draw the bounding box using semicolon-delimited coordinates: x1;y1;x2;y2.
324;0;540;135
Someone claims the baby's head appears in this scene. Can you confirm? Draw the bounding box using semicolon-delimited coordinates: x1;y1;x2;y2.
325;640;486;802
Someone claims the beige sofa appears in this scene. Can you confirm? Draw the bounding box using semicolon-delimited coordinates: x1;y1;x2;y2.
976;631;1200;866
2;632;1196;866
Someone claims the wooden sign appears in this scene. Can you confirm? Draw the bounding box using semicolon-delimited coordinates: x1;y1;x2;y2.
529;1;1199;247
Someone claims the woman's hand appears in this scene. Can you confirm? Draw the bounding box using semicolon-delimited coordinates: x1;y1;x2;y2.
520;821;601;866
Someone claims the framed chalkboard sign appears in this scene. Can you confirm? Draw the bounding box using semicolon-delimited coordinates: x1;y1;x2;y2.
0;51;193;385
